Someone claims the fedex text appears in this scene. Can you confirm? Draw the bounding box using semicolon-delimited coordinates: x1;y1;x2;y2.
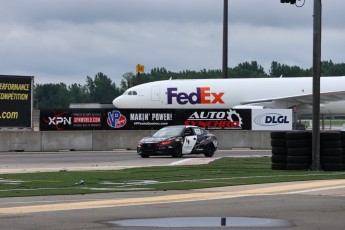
167;87;224;105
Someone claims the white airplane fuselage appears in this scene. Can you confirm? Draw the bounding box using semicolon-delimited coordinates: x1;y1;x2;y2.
112;77;345;115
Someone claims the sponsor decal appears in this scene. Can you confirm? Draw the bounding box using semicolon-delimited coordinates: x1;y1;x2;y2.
107;110;127;128
184;109;243;129
167;87;224;105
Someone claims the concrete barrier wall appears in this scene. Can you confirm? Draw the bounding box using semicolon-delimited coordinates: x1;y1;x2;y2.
0;130;271;152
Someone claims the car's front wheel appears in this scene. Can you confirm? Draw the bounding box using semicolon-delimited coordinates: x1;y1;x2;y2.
204;144;215;157
140;153;150;158
172;146;183;158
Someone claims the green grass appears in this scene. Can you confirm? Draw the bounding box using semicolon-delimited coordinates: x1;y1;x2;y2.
0;157;344;198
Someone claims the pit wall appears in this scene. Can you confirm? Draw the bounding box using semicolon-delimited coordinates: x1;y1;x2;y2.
0;130;271;152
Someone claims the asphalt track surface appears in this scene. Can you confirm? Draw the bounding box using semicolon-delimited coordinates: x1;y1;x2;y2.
1;150;345;229
0;150;270;173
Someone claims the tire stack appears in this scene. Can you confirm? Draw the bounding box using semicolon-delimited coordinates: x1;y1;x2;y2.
342;132;345;170
286;131;312;170
320;132;343;171
271;131;287;170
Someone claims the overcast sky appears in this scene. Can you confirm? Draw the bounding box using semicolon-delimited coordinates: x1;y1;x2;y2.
1;0;344;86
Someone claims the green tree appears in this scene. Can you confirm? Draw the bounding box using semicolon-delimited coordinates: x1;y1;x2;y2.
86;72;119;103
321;60;345;76
269;61;309;77
230;61;267;78
119;72;136;93
68;83;90;103
34;83;71;109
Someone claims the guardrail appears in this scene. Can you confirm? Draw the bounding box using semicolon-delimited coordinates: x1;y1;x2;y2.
0;130;271;152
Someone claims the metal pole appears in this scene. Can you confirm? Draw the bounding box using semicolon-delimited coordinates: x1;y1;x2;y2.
222;0;228;79
311;0;322;171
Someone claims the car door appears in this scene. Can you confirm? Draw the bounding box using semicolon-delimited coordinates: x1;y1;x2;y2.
182;128;197;154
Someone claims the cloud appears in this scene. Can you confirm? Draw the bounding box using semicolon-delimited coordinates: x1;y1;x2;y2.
0;0;344;86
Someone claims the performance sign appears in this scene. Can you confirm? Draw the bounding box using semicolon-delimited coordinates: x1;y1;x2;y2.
0;75;33;128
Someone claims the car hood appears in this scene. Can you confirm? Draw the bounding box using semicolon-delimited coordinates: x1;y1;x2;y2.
140;137;167;143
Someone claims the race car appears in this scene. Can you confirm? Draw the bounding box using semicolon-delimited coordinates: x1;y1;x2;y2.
137;125;217;158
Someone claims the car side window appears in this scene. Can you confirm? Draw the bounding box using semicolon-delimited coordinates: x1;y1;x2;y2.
184;128;194;136
194;128;202;135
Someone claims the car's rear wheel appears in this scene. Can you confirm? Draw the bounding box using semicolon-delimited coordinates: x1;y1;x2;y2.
204;144;215;157
172;146;183;158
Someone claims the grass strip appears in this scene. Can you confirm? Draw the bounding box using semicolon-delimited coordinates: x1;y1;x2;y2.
0;157;344;198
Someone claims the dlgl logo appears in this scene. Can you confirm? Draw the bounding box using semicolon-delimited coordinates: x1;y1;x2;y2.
107;110;127;128
254;113;290;126
167;87;224;105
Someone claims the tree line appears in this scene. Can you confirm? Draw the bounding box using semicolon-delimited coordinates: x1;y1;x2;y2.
34;60;345;109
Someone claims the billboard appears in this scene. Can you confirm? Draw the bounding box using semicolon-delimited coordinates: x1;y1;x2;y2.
41;108;294;131
252;109;293;130
0;75;33;128
40;108;252;131
40;109;103;131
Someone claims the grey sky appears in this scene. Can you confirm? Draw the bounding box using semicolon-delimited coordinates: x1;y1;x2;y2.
0;0;344;86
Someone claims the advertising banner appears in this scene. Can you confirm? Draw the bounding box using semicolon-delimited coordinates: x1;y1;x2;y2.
40;108;251;131
252;109;293;130
179;109;251;130
0;75;33;128
40;109;104;131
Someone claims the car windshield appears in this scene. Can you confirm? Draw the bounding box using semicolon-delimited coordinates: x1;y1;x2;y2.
152;126;184;138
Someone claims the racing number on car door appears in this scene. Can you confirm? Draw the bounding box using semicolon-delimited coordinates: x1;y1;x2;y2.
182;135;197;154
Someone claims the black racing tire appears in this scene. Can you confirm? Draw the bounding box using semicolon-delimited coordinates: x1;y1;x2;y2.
321;164;344;171
286;163;311;170
320;148;342;156
286;140;312;148
172;146;183;158
340;131;345;139
271;139;286;148
321;156;342;164
320;132;341;141
140;153;150;158
287;156;311;164
341;141;345;148
271;147;287;156
270;131;287;139
286;131;312;140
204;144;215;158
320;140;342;148
271;155;287;164
287;148;312;156
271;163;286;170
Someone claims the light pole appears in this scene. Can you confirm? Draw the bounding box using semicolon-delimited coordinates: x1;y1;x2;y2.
311;0;322;171
222;0;228;79
280;0;322;171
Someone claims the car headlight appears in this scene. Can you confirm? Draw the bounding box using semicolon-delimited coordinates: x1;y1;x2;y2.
137;141;142;148
159;139;174;146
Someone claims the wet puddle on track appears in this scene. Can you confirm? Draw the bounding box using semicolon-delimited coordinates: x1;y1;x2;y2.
107;217;294;228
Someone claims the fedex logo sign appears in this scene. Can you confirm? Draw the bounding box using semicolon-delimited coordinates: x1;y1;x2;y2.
167;87;224;105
